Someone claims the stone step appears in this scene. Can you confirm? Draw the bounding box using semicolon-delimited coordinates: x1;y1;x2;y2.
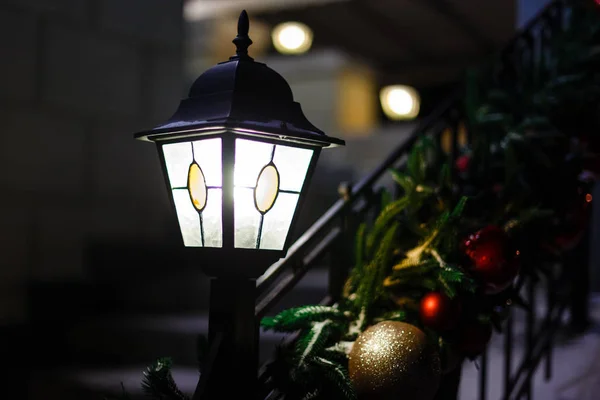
29;365;199;400
64;268;329;367
31;297;600;400
66;313;288;367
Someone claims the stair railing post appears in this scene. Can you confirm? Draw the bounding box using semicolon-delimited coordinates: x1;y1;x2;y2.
568;226;591;333
329;182;353;302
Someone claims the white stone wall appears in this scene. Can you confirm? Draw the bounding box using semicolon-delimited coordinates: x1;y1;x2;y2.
0;0;184;324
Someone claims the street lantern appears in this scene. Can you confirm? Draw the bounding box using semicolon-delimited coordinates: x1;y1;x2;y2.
135;10;343;278
134;10;344;397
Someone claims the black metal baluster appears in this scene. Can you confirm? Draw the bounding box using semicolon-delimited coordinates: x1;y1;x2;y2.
480;348;488;400
545;270;554;380
570;227;591;333
504;306;513;400
329;206;350;303
525;278;536;400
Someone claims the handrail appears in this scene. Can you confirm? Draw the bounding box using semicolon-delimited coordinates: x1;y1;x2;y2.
255;89;462;299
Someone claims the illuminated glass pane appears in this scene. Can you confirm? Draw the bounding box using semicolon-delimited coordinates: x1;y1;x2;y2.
193;138;222;186
234;187;261;248
273;145;313;192
259;192;299;250
172;189;202;247
234;139;273;187
203;188;222;247
255;164;279;213
163;142;193;188
188;163;207;211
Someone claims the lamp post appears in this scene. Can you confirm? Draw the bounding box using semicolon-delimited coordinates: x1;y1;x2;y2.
134;10;344;398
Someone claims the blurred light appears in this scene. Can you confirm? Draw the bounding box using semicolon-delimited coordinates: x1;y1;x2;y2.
380;85;420;120
586;193;593;203
184;0;350;21
272;22;313;54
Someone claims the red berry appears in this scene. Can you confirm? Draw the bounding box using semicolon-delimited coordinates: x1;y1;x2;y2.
420;292;461;331
455;155;470;173
463;226;520;294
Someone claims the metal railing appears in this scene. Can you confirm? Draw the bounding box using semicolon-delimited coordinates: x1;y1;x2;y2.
195;1;591;399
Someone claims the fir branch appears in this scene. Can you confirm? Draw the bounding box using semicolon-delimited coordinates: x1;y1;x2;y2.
385;262;437;287
358;223;399;310
366;197;409;255
437;274;456;298
428;248;448;269
392;229;439;271
296;320;332;366
347;308;366;337
345;223;367;296
262;306;345;332
301;389;321;400
310;356;357;400
408;145;426;183
390;170;415;193
450;197;469;219
325;341;355;356
374;310;407;322
439;163;452;189
141;358;189;400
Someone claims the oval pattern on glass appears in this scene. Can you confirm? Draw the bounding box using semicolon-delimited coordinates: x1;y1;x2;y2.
254;163;280;214
188;162;207;211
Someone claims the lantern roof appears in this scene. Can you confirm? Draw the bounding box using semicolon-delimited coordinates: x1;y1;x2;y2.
135;10;344;148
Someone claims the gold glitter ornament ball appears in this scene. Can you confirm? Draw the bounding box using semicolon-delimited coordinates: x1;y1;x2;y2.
348;321;441;400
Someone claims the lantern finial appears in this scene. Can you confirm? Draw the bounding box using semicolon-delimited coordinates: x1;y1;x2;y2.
231;10;253;61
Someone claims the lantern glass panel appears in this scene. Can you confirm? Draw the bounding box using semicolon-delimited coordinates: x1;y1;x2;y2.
162;138;223;248
233;138;314;250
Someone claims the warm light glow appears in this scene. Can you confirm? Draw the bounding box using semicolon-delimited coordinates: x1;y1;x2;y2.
255;164;280;213
188;163;207;211
586;193;593;203
272;22;313;54
234;139;313;250
163;136;315;250
162;139;223;248
379;85;420;120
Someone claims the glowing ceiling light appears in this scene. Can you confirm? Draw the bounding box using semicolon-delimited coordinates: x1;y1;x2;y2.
272;22;313;54
380;85;420;120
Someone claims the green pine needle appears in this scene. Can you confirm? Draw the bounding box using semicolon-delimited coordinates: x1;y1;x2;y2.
141;358;189;400
390;170;415;193
366;197;409;255
262;306;345;332
310;356;357;400
450;197;469;219
295;321;332;365
375;310;407;322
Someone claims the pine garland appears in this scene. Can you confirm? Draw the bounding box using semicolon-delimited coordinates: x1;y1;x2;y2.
123;2;599;399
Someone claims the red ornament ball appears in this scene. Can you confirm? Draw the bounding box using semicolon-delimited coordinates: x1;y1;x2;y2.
455;155;471;174
420;292;461;331
463;226;520;294
456;321;492;358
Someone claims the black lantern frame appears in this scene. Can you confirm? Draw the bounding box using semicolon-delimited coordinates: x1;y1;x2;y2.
134;10;344;278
